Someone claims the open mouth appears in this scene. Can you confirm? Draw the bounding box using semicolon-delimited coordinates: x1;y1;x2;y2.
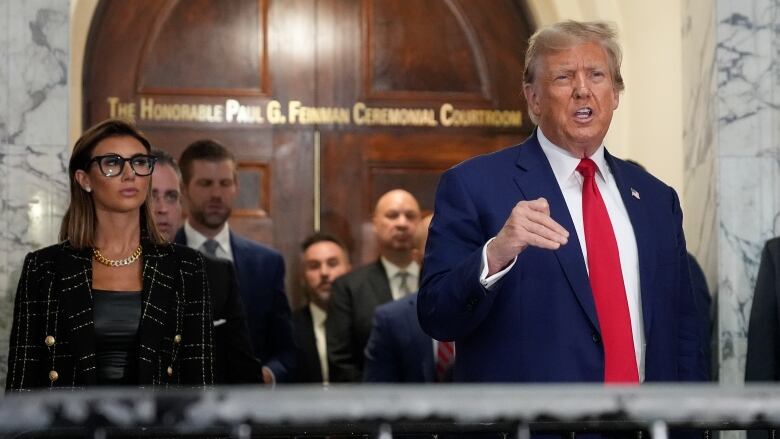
574;107;593;120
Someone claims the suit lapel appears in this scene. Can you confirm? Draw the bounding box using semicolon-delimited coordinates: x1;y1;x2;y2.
57;245;98;385
370;261;393;303
605;153;657;336
136;241;176;384
512;134;599;331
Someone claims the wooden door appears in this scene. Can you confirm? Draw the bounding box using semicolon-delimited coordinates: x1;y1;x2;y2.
83;0;534;307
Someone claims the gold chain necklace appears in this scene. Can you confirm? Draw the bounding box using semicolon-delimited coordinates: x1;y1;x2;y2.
93;244;142;267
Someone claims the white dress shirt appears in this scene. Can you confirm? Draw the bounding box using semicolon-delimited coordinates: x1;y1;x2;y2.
184;220;234;262
380;257;420;301
479;128;645;380
309;303;329;384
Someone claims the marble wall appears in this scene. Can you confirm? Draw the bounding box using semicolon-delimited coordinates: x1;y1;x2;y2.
0;0;71;387
684;0;780;387
715;0;780;385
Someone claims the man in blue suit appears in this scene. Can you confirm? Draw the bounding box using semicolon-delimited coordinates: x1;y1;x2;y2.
364;215;447;383
176;139;295;384
418;20;706;384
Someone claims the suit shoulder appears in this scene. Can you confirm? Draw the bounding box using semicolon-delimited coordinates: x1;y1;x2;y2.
446;144;522;178
333;261;384;286
26;241;69;261
615;158;673;192
375;293;417;319
231;233;283;261
763;237;780;256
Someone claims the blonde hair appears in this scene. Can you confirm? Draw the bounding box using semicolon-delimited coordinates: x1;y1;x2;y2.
60;119;165;248
523;20;624;123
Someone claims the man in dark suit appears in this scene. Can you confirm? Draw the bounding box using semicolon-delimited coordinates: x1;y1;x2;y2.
150;150;263;383
746;237;780;381
418;20;706;384
363;293;434;383
364;214;451;383
326;189;422;382
293;233;351;383
174;140;295;384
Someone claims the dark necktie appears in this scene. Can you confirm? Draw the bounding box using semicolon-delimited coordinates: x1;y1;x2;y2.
576;158;639;383
397;271;412;297
202;239;219;257
436;341;455;382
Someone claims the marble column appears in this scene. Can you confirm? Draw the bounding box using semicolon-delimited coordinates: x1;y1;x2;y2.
684;0;780;387
716;0;780;385
0;0;70;387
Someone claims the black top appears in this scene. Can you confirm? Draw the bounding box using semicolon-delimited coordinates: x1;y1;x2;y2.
93;290;142;385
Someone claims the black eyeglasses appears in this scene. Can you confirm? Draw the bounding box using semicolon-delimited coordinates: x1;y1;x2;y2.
86;154;157;177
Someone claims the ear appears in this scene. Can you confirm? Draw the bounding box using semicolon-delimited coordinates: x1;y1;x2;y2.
612;88;620;110
74;170;92;193
523;83;542;118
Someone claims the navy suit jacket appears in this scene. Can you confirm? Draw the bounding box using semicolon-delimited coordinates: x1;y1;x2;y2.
364;293;435;383
175;229;296;382
418;132;706;383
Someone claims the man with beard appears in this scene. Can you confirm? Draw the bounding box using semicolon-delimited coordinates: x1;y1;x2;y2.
326;189;422;382
176;140;295;384
293;233;351;383
151;149;263;384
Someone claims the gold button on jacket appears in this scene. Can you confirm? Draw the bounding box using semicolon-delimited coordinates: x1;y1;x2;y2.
167;366;173;376
44;335;55;347
48;370;59;382
174;334;182;344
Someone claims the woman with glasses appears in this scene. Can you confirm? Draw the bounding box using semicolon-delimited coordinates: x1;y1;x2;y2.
6;119;214;390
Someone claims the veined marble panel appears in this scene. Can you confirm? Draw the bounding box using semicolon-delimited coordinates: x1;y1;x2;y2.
718;155;779;384
0;143;69;386
6;0;68;146
0;0;9;143
715;0;780;387
681;0;716;294
716;0;779;158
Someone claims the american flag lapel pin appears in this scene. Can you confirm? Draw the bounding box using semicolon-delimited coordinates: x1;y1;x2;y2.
631;188;640;200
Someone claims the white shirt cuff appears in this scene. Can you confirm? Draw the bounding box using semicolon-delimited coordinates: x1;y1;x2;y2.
479;237;517;290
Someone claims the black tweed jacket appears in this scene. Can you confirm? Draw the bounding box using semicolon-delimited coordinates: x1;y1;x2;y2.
5;239;215;390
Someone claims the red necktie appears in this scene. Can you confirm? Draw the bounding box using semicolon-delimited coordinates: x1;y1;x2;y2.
436;341;455;382
576;158;639;383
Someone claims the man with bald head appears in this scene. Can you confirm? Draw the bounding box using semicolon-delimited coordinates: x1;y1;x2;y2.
326;189;421;382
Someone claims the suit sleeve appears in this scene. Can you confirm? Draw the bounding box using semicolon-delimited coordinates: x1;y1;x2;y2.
418;168;503;341
261;254;296;383
6;252;46;391
746;241;779;381
363;307;402;383
326;277;362;382
220;261;264;383
671;189;707;381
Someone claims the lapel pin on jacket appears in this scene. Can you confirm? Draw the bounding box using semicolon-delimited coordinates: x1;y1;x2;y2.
631;188;640;200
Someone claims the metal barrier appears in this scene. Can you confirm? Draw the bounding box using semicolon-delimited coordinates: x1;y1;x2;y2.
0;384;777;438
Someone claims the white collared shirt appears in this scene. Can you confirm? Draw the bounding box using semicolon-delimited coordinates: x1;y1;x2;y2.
184;220;234;262
308;302;329;384
479;128;645;381
380;257;420;301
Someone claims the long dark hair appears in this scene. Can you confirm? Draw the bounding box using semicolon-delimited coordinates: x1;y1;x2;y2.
59;119;165;248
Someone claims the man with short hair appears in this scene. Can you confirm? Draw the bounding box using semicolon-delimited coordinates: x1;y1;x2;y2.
326;189;422;382
293;233;351;383
175;140;295;384
418;20;706;384
150;149;263;384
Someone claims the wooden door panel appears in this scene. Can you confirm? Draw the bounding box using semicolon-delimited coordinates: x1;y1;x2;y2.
139;0;267;95
84;0;534;307
320;131;526;265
